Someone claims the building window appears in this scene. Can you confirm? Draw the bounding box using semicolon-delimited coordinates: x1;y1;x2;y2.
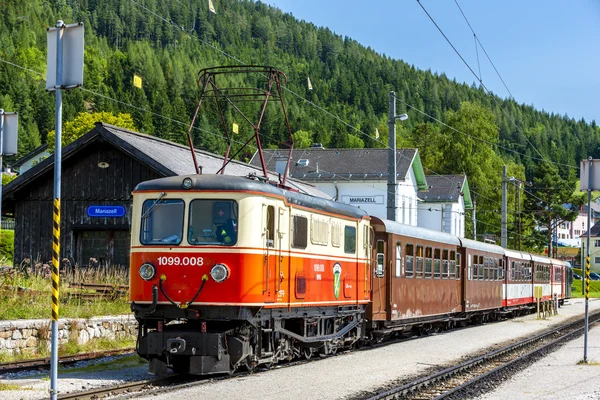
595;240;600;247
595;257;600;264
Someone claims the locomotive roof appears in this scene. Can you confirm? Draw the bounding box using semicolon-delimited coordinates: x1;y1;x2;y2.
134;174;369;220
370;217;461;246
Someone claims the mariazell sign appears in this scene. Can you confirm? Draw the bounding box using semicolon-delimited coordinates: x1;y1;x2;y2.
341;195;384;205
87;205;126;217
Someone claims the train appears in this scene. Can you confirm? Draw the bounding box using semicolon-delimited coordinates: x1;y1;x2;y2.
129;173;573;376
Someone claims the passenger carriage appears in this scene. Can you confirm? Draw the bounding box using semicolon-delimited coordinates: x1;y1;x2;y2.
459;238;505;315
504;249;533;308
368;217;463;332
532;254;553;302
550;258;567;305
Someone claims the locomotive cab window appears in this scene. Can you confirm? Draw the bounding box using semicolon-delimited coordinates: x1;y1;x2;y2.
141;198;185;245
188;200;238;246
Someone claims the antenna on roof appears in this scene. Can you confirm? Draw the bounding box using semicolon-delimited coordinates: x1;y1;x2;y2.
185;66;295;187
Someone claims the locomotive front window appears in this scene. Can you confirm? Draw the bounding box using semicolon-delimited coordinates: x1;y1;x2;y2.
188;200;238;245
140;199;185;245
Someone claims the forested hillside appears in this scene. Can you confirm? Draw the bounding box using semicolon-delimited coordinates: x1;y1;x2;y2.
0;0;594;248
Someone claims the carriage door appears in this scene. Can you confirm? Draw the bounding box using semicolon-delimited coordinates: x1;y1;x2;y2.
371;234;388;320
278;207;290;305
263;205;276;302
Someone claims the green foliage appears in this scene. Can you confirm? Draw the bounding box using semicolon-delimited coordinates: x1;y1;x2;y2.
292;130;312;149
0;230;14;264
47;112;136;152
2;174;16;186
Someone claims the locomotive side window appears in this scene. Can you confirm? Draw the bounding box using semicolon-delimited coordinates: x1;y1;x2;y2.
416;245;424;278
344;226;356;254
141;199;185;245
395;242;402;278
405;244;414;278
375;240;384;278
188;200;238;245
425;247;432;279
292;216;308;249
434;248;441;279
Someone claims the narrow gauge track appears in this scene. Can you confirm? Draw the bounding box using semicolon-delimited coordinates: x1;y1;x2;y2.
365;311;600;400
0;348;135;374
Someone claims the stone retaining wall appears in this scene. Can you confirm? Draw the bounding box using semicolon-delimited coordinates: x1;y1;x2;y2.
0;315;137;355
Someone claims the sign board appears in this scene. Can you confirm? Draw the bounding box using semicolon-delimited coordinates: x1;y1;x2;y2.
46;23;84;90
534;286;543;299
87;206;126;218
1;112;18;155
341;195;384;205
580;159;600;191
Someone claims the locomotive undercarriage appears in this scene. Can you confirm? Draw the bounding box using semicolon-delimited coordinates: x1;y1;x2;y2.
133;304;366;376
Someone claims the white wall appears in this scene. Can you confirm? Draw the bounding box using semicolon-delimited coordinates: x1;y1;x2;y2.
417;197;466;237
314;171;419;226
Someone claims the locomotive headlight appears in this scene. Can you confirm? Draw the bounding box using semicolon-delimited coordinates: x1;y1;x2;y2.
139;262;156;281
182;177;193;189
210;264;229;282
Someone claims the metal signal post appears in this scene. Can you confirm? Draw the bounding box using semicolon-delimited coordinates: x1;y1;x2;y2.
46;20;83;400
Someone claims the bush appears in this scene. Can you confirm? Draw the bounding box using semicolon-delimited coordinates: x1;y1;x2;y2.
0;229;14;265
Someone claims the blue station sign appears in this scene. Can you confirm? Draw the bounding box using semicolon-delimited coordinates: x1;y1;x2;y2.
87;205;126;218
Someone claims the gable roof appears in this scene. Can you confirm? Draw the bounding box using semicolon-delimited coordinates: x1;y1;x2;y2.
12;143;49;169
3;123;326;202
249;148;428;190
418;175;473;209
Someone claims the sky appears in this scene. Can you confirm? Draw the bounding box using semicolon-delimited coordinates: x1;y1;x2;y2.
262;0;600;123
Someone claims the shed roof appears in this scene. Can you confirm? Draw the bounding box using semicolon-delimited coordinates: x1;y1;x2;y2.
3;123;327;204
418;175;473;209
250;148;428;190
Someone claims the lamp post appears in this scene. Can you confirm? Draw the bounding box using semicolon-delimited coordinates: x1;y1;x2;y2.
387;91;408;222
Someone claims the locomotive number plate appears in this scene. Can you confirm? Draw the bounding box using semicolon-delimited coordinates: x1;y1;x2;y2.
157;256;204;266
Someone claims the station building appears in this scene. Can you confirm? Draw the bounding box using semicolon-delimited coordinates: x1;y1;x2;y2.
2;123;323;268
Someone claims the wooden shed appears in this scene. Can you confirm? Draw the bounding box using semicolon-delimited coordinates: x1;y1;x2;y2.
2;122;323;268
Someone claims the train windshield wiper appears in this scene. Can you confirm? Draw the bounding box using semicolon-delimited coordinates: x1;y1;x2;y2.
141;192;166;220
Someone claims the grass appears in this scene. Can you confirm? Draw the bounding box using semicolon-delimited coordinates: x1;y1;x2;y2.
57;354;146;375
570;279;600;298
0;382;26;391
0;262;130;320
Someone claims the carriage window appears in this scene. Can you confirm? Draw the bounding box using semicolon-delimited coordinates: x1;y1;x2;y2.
416;245;424;278
440;250;448;279
434;248;441;279
494;259;499;280
141;198;185;245
425;247;433;278
471;255;476;281
187;199;238;246
375;240;384;278
396;242;402;278
498;259;504;280
405;244;414;278
344;226;356;254
483;257;489;280
479;256;485;280
451;251;458;279
292;216;308;249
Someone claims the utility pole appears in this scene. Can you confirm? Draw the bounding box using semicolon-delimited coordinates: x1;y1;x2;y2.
472;198;477;240
0;110;18;231
386;91;408;222
501;165;507;248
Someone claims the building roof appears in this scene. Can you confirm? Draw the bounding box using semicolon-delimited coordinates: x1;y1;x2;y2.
3;123;327;203
583;220;600;238
418;175;473;209
249;148;428;190
11;143;49;169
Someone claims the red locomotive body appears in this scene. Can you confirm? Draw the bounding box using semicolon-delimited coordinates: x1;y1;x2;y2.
130;174;370;375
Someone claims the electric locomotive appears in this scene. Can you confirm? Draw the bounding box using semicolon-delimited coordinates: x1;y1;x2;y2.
130;174;371;375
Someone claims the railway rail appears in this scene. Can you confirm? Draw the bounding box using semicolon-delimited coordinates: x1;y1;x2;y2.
0;348;135;374
364;311;600;400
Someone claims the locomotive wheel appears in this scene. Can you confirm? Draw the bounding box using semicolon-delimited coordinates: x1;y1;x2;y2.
303;348;313;360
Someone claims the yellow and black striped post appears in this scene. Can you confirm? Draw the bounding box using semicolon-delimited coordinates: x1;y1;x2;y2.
585;256;590;301
51;199;60;321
